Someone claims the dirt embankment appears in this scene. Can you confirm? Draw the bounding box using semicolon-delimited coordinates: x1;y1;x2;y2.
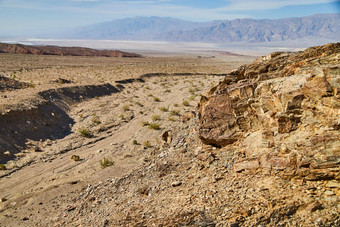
0;83;120;163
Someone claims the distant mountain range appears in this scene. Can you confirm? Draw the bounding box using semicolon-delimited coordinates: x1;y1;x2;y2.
67;14;340;43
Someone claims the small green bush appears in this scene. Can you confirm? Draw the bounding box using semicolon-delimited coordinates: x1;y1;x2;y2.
122;105;130;111
182;100;190;106
143;141;152;148
0;164;6;170
170;110;180;116
100;158;114;169
152;115;161;121
78;128;93;138
168;117;176;122
153;97;161;102
91;116;101;125
148;123;161;130
135;101;143;107
71;155;80;161
159;107;169;112
142;121;150;126
132;139;138;145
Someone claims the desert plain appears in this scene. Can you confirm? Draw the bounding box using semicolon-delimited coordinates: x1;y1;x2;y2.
0;51;253;226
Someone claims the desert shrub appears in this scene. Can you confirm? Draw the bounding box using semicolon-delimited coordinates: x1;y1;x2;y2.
182;100;190;106
152;115;161;121
170;110;180;116
173;103;179;107
143;141;152;148
148;123;161;130
122;105;130;111
142;121;150;126
159;107;169;112
132;139;138;145
189;88;195;94
153;97;161;102
71;155;80;161
91;116;101;125
78;127;93;138
100;158;114;169
135;101;143;107
0;164;6;170
189;95;196;101
165;89;171;93
168;117;176;122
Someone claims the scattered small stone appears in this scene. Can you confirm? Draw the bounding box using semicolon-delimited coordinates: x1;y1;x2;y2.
171;181;182;187
4;151;10;156
325;181;340;188
66;205;76;211
33;146;42;152
0;198;7;202
22;217;29;221
230;222;240;227
324;190;334;196
97;149;103;153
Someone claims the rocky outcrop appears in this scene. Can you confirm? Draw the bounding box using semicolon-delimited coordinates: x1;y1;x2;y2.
198;43;340;217
199;43;339;148
0;42;142;57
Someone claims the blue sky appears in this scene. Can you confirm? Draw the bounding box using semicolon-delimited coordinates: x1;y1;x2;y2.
0;0;339;36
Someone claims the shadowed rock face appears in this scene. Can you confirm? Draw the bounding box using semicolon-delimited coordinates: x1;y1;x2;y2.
0;42;142;57
199;42;340;176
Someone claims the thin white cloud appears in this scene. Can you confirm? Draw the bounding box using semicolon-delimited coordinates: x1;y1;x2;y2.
218;0;338;11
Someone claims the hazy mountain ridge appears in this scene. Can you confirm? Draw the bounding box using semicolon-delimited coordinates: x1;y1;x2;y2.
71;16;208;40
163;14;340;43
68;14;340;43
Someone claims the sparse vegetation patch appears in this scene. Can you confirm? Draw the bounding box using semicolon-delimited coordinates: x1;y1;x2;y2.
100;158;114;169
78;127;93;138
148;123;161;130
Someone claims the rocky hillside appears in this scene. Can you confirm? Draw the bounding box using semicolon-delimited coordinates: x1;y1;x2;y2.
49;43;339;226
0;42;141;57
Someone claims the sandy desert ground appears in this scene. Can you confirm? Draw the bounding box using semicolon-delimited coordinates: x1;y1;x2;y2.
0;52;254;226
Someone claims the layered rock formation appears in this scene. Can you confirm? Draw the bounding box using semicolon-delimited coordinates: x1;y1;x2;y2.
0;42;141;57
